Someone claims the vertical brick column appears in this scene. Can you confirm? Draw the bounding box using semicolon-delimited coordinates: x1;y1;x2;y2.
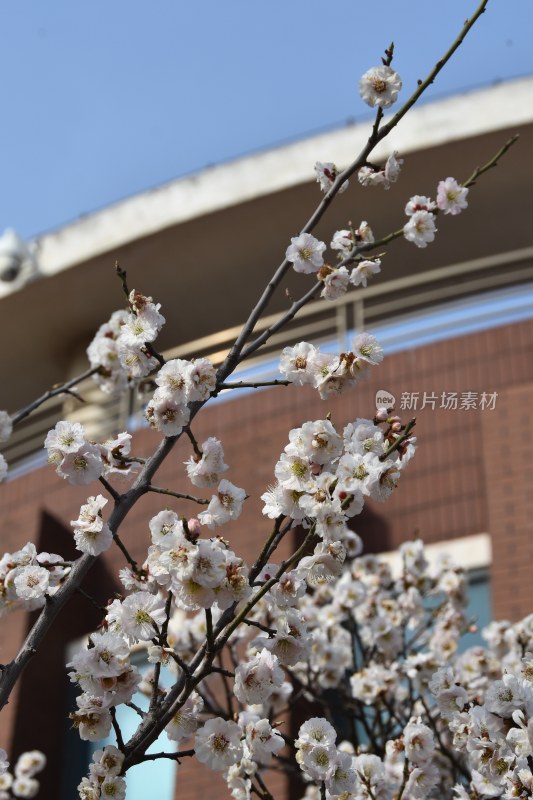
482;382;533;620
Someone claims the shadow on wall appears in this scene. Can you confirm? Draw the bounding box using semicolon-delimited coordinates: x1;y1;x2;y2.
352;505;392;555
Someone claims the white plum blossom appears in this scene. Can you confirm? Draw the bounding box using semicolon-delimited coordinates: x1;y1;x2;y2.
148;509;184;547
198;479;247;528
13;566;49;601
359;65;402;108
195;718;243;771
319;265;350;300
117;343;158;380
358;151;403;190
350;259;381;288
405;195;436;216
45;420;86;459
403;210;437;248
279;341;319;386
403;718;435;765
13;753;46;783
11;776;40;798
71;495;112;556
145;390;191;436
99;432;136;478
57;445;104;485
100;776;126;800
352;332;384;365
285;233;326;274
437;176;469;214
330;229;356;257
118;293;165;348
234;649;285;705
87;294;164;392
187;357;217;401
244;718;284;764
314;161;348;194
185;436;228;488
71;694;113;742
154;359;191;402
296;717;337;749
120;591;167;641
165;693;204;742
296;419;343;465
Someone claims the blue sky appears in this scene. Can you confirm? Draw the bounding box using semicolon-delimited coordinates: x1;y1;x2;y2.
1;0;531;238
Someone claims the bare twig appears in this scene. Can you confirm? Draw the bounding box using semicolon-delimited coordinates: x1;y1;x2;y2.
147;485;209;505
11;366;99;426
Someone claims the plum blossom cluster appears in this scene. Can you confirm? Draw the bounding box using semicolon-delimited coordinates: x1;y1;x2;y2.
317;259;381;300
70;495;113;556
146;536;477;798
0;542;70;616
68;630;143;744
403;178;469;248
262;412;415;546
45;420;136;485
144;509;251;610
281;541;474;798
282;542;533;800
295;715;437;799
185;435;228;488
194;712;284;799
279;334;384;399
429;614;533;798
77;745;126;800
87;290;165;394
285;227;382;298
0;749;46;799
145;356;217;436
358;151;403;190
330;221;374;258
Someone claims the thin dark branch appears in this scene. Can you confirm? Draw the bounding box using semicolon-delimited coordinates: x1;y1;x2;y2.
243;618;276;636
147;485;209;505
218;379;290;391
99;475;121;502
184;426;203;459
136;748;195;764
11;366;99;426
110;707;125;751
125;702;146;719
462;133;519;189
75;587;107;614
205;608;215;654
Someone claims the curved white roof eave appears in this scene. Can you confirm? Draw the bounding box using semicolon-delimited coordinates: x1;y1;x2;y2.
11;77;533;292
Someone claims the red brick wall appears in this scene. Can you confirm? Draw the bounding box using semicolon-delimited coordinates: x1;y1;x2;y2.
481;382;533;621
1;317;533;795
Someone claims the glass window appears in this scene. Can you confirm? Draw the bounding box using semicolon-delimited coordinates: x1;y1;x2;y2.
90;655;177;800
61;646;177;800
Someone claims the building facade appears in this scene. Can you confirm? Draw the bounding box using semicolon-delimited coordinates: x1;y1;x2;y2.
1;78;532;798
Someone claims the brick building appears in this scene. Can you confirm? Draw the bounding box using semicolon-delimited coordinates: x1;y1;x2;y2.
1;78;532;798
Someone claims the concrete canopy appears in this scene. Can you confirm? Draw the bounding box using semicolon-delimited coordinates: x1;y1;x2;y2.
2;77;532;412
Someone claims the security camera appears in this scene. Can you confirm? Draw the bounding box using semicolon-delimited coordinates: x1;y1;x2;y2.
0;252;24;282
0;229;39;285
